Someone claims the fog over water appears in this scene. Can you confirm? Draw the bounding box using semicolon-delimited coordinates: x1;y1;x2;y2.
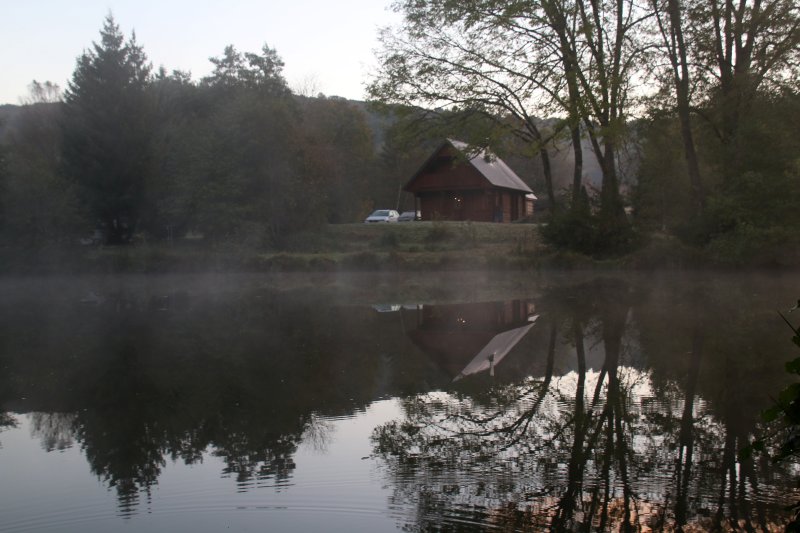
0;271;797;531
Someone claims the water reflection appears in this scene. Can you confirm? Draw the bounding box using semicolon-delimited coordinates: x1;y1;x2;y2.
373;279;799;531
403;300;537;380
0;280;435;518
0;413;17;449
0;274;797;530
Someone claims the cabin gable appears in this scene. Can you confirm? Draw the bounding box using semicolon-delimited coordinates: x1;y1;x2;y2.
405;144;491;193
404;140;536;222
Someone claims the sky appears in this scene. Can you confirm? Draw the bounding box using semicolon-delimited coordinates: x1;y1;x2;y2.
0;0;400;104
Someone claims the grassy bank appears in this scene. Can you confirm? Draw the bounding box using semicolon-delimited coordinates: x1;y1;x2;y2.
0;222;540;274
1;221;798;274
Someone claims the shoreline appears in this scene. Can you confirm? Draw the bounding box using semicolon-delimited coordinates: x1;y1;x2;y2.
1;222;798;275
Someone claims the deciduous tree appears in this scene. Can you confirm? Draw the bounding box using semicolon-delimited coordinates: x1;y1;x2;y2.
650;0;800;214
369;0;562;209
370;0;651;227
1;82;82;246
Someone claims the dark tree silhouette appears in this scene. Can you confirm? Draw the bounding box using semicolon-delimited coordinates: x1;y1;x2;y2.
61;14;154;244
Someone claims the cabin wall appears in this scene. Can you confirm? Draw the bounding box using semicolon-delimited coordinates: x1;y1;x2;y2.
419;190;492;221
418;190;527;222
495;191;526;222
409;163;487;193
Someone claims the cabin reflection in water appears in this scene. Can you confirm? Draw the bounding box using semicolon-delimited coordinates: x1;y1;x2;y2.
402;300;537;381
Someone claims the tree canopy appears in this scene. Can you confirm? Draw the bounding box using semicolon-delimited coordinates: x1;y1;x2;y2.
61;14;154;244
0;15;385;249
0;8;798;263
370;0;800;257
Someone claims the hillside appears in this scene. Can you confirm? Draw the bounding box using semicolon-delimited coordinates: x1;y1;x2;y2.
0;104;20;141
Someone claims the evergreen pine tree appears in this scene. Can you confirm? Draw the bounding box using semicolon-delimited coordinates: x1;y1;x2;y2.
61;14;153;244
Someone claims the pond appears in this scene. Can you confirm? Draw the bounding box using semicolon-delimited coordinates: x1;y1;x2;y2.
0;271;798;531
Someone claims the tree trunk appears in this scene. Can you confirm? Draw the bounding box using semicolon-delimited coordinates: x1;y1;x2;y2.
666;0;707;213
526;119;557;210
570;124;583;208
539;146;556;210
599;140;627;224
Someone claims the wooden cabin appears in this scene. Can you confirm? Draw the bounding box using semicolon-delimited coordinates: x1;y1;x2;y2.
404;139;536;222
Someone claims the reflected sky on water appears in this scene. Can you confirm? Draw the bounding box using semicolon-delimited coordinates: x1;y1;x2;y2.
0;272;798;531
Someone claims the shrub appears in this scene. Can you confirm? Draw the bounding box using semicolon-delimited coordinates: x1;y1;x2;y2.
707;225;799;267
424;220;452;243
341;251;380;270
379;230;400;248
742;306;800;529
266;253;309;271
541;208;640;257
456;221;478;247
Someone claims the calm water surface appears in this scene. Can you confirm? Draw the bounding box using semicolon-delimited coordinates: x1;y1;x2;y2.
0;272;798;531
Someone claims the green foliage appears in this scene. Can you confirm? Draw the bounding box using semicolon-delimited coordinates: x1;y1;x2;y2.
371;0;647;217
541;192;639;257
137;70;200;240
369;113;443;212
0;16;399;253
694;166;800;263
296;96;377;224
61;14;155;244
379;230;400;248
203;44;289;95
180;46;302;243
633;117;700;232
707;170;800;232
424;219;452;244
189;89;315;245
0;86;84;246
0;142;7;232
635;88;800;264
341;251;381;270
457;220;478;247
705;225;799;266
767;312;800;454
738;308;800;529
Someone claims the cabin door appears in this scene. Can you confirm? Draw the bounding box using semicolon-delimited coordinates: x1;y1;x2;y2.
510;195;519;221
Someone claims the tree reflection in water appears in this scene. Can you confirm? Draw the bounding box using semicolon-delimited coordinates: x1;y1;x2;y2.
1;275;798;527
0;286;378;517
0;412;17;450
0;376;18;449
373;281;799;532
